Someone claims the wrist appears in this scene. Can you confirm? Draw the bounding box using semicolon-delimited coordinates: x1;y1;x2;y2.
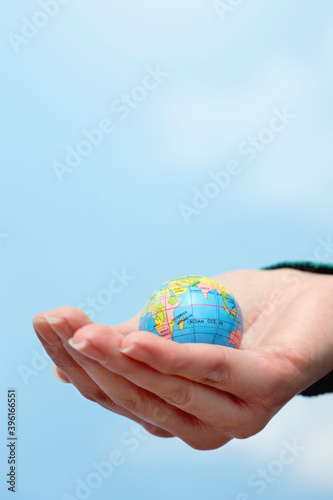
263;261;333;396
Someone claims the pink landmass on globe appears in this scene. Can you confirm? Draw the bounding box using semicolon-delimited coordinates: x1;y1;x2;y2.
157;323;173;340
152;289;183;340
228;329;242;349
196;283;215;299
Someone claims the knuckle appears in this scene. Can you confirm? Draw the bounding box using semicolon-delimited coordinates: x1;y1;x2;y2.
74;354;96;369
252;349;306;406
151;403;172;424
198;363;230;386
51;345;65;358
230;405;270;439
194;350;230;386
262;355;304;406
285;346;313;375
116;396;141;414
162;384;193;407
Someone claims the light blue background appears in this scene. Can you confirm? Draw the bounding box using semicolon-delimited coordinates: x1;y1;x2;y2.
1;1;333;499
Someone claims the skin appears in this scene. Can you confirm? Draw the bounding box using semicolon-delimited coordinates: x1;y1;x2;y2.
32;268;333;450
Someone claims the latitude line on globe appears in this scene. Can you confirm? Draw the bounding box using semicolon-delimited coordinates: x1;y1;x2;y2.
213;289;219;344
139;303;239;328
139;303;229;326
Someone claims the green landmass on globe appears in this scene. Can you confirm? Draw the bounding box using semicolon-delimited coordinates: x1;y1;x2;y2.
139;275;244;348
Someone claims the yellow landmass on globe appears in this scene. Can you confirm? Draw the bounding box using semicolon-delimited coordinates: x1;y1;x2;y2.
163;284;188;297
200;276;230;298
154;304;167;331
155;314;164;331
179;317;184;330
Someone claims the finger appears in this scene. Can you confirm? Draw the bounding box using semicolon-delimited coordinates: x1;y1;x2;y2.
65;325;249;448
119;332;274;400
34;321;173;437
52;364;70;383
62;325;218;448
33;306;140;339
111;363;258;440
70;329;244;427
33;306;93;345
33;308;94;383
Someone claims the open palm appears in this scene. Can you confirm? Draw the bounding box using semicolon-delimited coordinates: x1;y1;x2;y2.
33;268;333;450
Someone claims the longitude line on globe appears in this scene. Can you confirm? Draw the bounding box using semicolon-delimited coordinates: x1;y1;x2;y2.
213;288;219;345
187;276;197;342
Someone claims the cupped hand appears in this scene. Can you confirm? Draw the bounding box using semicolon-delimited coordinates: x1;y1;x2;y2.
32;268;333;450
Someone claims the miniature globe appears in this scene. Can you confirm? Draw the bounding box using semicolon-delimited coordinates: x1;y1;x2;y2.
139;275;243;348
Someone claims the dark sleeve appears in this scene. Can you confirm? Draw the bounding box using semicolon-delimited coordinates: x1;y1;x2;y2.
262;261;333;396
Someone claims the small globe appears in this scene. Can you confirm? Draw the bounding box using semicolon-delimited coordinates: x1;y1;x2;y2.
139;275;243;348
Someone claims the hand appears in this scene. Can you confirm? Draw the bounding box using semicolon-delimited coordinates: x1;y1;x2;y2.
32;268;333;450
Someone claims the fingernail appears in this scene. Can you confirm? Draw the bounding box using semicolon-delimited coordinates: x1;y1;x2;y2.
68;338;90;351
68;337;109;365
120;343;152;361
52;364;69;384
44;314;71;339
33;317;59;345
44;315;63;326
119;345;136;355
32;318;46;334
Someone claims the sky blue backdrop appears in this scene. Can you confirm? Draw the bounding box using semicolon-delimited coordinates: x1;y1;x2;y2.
1;1;333;499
